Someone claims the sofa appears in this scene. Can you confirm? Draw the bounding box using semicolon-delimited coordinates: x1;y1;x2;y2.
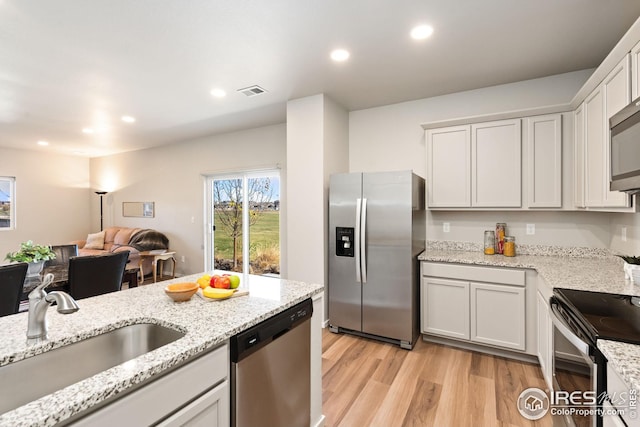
71;226;169;277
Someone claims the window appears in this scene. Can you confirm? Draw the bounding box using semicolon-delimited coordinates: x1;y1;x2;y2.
0;177;15;230
205;170;280;276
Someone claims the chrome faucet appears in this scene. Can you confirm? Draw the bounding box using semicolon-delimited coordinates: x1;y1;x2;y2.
27;273;79;344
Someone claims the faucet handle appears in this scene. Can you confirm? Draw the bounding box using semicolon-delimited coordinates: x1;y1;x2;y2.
28;273;55;299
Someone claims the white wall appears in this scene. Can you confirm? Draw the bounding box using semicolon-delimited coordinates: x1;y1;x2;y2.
285;94;349;285
90;123;286;275
0;147;91;262
348;69;623;248
609;213;640;255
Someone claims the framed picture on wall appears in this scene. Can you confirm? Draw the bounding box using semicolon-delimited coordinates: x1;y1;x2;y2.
123;202;155;218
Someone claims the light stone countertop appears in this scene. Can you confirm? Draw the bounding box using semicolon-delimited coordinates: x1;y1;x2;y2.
0;272;323;427
419;245;640;394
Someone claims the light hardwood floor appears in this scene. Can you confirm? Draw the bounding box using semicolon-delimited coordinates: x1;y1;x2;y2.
322;329;552;427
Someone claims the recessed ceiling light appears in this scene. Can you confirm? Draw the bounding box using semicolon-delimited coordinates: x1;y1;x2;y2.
411;24;434;40
211;88;226;98
121;115;136;123
37;140;49;146
82;128;94;134
330;49;350;62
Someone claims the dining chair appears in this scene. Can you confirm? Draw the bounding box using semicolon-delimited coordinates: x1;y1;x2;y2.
68;251;129;300
0;263;28;316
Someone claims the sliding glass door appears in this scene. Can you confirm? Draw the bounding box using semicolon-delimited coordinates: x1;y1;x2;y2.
205;170;280;276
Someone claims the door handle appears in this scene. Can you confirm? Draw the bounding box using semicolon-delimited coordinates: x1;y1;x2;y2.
355;198;362;282
361;198;367;284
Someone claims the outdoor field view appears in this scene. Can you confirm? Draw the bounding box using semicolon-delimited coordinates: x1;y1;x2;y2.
0;177;13;229
213;176;280;275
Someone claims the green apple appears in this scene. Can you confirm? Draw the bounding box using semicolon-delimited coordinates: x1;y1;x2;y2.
228;275;240;289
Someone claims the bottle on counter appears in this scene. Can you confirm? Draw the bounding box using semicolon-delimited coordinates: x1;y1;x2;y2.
495;223;506;254
504;236;516;257
484;230;496;255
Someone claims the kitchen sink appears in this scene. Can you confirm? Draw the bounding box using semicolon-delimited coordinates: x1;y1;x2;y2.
0;323;185;415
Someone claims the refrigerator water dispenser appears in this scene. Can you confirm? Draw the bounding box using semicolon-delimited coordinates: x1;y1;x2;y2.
335;227;354;257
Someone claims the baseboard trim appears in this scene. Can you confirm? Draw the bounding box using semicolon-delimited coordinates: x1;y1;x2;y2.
422;334;539;364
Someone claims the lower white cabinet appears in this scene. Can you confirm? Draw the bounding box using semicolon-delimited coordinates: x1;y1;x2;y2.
423;277;470;340
536;289;553;389
471;282;525;351
421;264;526;352
70;344;229;426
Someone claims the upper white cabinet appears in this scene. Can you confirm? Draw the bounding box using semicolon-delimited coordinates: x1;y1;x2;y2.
632;39;640;100
526;114;562;208
426;125;471;207
574;104;585;208
603;56;632;207
427;119;522;208
581;56;632;209
471;119;522;207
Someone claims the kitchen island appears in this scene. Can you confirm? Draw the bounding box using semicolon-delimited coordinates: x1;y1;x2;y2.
0;272;324;427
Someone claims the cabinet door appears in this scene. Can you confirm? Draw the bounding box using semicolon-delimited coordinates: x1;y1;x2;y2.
526;114;562;208
574;104;585;208
422;277;469;340
603;56;632;208
470;282;525;351
426;126;471;207
536;291;552;390
471;119;522;207
585;87;605;207
157;381;229;427
632;39;640;101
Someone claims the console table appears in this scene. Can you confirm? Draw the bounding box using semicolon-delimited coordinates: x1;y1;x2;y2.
139;251;176;284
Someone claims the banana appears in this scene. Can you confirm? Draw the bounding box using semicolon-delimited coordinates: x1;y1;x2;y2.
203;286;234;299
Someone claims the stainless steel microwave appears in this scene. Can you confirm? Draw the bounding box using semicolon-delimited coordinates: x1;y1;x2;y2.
610;97;640;193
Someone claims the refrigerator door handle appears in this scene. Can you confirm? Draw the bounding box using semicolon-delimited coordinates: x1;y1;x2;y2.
355;198;362;282
361;198;367;284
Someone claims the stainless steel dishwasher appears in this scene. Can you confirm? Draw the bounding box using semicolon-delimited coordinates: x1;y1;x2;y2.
230;298;313;427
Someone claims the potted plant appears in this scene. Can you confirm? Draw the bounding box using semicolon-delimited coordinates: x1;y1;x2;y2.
5;240;56;277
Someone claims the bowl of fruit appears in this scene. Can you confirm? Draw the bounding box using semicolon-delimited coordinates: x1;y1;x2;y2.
164;282;199;302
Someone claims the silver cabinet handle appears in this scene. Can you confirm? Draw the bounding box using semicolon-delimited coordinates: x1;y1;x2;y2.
355;198;362;282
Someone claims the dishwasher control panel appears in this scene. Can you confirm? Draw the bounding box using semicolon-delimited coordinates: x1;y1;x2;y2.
231;298;313;362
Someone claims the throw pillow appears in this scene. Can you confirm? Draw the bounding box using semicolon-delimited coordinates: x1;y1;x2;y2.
85;231;105;249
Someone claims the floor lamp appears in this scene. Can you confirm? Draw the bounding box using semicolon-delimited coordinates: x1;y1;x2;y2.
95;191;107;231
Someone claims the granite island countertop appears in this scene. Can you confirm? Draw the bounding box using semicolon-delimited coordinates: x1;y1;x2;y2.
419;245;640;394
0;272;323;427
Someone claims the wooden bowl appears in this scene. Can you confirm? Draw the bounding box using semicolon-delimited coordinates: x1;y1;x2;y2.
164;282;198;302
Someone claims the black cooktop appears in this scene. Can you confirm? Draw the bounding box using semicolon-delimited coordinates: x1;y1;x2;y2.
555;288;640;345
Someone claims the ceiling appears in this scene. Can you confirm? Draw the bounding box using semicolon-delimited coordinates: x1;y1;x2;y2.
2;1;640;158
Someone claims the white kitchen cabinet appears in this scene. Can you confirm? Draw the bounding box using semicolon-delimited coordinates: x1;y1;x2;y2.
426;125;471;207
581;55;632;209
606;364;640;427
585;86;606;207
421;263;527;352
422;277;470;340
526;114;562;208
471;119;522;207
71;344;229;427
632;39;640;100
536;290;553;390
471;282;525;351
157;381;229;427
603;55;632;207
574;104;586;208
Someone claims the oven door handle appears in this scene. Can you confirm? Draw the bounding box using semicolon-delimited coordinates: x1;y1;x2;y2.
550;301;590;355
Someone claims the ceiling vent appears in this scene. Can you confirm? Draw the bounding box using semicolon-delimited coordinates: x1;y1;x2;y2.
237;85;267;97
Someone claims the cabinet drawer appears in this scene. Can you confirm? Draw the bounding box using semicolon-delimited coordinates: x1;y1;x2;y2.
422;262;525;286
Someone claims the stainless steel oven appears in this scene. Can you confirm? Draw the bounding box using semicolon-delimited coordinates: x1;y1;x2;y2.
550;296;606;427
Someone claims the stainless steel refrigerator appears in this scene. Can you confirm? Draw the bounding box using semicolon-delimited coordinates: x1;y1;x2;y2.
328;170;425;349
